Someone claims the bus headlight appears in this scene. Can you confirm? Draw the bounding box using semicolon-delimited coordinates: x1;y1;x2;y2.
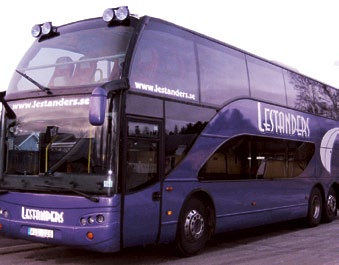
96;215;104;223
3;210;9;218
80;217;87;226
88;216;95;224
0;208;9;218
80;214;105;225
103;6;129;23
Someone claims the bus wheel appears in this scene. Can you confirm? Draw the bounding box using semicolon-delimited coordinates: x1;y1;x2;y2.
175;198;209;256
306;187;322;227
322;187;337;223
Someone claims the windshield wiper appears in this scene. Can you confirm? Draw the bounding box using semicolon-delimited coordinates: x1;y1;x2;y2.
35;184;99;203
15;70;52;95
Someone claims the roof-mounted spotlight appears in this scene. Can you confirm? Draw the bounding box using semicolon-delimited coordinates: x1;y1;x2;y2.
41;22;54;35
31;22;57;38
31;24;42;38
103;6;129;23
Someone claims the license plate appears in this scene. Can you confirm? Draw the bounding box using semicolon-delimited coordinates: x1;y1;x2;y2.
28;227;54;239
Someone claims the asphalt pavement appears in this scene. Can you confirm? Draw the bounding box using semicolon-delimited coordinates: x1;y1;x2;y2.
0;236;48;254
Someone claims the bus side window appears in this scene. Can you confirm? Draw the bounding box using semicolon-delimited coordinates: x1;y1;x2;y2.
165;101;215;174
131;47;160;83
200;153;226;180
129;27;198;102
199;136;315;181
263;155;286;179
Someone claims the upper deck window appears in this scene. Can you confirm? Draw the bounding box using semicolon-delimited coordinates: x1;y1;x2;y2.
129;20;198;102
247;56;286;104
284;70;339;119
8;22;134;95
197;41;249;106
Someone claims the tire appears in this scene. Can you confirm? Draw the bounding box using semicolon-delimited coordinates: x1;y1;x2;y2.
306;187;322;227
175;198;209;257
322;187;337;223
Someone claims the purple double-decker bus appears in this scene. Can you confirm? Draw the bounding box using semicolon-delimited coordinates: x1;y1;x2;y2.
0;6;338;256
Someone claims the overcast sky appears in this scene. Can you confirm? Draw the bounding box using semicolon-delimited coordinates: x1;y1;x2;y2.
1;0;339;90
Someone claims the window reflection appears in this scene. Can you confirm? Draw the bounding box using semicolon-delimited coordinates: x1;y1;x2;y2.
285;71;338;119
126;139;158;191
165;102;215;174
6;96;105;175
126;121;159;192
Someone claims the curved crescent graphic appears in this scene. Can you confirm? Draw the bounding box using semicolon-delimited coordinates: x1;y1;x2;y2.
320;127;339;173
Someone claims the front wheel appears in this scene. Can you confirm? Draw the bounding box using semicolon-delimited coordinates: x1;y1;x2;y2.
322;187;337;223
306;187;322;227
175;198;209;256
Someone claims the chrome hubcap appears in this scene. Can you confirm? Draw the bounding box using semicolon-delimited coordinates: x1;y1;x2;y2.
184;210;205;240
312;195;321;219
327;194;336;213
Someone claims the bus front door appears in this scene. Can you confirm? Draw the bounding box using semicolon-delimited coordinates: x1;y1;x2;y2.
122;118;162;248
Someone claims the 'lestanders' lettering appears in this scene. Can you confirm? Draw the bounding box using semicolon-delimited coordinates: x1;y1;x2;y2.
257;102;310;137
21;207;64;223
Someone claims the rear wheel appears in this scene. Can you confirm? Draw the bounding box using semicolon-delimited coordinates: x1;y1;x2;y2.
175;198;209;256
306;187;322;227
322;187;337;223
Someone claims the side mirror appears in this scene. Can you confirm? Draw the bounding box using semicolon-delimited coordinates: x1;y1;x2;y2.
89;87;107;126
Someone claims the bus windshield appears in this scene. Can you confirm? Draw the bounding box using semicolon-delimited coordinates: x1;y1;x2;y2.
2;95;113;196
7;23;134;95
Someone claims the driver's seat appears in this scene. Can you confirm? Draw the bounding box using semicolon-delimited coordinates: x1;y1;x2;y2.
49;56;74;87
72;56;97;85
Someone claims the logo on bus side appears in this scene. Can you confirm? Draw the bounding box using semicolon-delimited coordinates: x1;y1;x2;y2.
257;102;310;138
320;128;339;174
21;207;64;223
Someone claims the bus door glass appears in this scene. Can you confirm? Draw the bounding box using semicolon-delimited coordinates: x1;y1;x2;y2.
122;118;162;247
